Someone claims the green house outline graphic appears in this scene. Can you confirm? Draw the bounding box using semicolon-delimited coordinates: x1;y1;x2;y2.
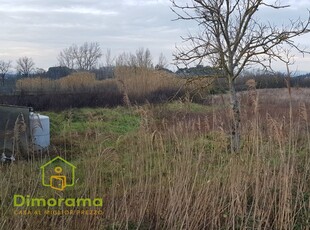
40;156;76;190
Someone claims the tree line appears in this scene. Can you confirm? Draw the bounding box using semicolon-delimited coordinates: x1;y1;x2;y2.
0;42;170;85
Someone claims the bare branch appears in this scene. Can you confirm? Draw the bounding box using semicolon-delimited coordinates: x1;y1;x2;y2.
16;57;35;77
171;0;310;79
58;42;102;70
171;0;310;153
0;60;12;85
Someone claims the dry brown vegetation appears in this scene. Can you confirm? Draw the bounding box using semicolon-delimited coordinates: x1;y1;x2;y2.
16;69;184;96
1;86;310;229
114;67;182;104
12;69;214;109
15;72;118;94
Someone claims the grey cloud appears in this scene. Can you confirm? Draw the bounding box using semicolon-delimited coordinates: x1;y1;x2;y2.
0;0;185;69
0;0;309;71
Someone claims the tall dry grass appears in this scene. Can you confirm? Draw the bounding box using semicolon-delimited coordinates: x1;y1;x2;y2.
2;78;310;229
100;98;310;229
115;66;215;105
16;72;118;94
1;89;310;229
15;69;211;107
114;67;182;103
15;69;183;97
16;77;55;93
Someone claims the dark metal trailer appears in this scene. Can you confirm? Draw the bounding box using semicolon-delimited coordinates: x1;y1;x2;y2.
0;105;31;162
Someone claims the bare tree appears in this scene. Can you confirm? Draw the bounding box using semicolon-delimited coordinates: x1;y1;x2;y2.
58;46;75;69
115;48;153;68
171;0;310;152
0;60;12;85
135;48;153;68
105;48;114;67
16;56;35;77
58;42;102;70
115;52;130;67
156;52;169;69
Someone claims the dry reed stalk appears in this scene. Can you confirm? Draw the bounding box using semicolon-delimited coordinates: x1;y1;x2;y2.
117;79;131;107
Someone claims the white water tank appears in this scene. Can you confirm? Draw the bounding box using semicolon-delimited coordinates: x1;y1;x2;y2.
29;113;50;150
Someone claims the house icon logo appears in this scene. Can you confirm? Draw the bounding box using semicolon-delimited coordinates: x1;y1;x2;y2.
40;156;76;191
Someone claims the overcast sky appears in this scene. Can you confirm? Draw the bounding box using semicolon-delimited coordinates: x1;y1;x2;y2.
1;0;310;73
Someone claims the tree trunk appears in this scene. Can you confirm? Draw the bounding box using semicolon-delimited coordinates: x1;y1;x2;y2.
229;80;241;153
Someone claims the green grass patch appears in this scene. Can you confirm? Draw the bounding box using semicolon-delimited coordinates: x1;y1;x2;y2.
45;107;140;136
44;107;141;154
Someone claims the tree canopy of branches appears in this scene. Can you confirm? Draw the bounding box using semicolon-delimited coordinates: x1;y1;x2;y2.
171;0;310;152
115;48;153;68
16;56;35;77
0;60;12;85
155;52;169;70
58;42;102;70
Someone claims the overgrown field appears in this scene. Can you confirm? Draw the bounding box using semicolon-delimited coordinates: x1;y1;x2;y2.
1;88;310;229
